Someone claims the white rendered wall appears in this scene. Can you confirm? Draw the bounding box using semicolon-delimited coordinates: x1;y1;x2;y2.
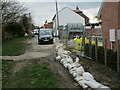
53;7;84;28
53;7;84;36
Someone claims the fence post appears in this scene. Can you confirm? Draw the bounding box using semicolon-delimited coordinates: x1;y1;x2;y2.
81;35;85;55
95;38;98;62
0;22;1;56
83;36;86;56
65;40;68;49
117;40;120;81
89;36;92;58
117;30;120;81
104;38;107;67
65;30;69;49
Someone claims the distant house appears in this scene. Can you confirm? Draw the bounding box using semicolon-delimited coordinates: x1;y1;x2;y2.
97;1;120;50
43;22;53;29
73;7;89;24
52;6;89;36
85;23;102;37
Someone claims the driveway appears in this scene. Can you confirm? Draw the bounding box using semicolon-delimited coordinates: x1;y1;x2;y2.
1;36;54;60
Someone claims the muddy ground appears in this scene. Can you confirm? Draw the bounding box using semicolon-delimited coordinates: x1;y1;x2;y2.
79;57;120;89
69;50;120;89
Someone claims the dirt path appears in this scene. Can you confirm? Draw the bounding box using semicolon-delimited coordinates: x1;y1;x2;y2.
42;43;81;88
1;36;53;60
35;55;81;88
3;36;82;88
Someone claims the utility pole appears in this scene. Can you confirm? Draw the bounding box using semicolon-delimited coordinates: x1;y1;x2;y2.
89;24;92;58
82;26;86;55
28;13;31;33
55;0;59;37
0;21;2;43
104;38;107;67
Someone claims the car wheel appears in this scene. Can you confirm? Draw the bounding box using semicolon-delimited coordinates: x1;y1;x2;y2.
51;41;53;44
38;40;41;45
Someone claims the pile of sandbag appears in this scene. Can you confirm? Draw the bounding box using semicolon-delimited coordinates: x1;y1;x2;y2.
55;44;111;90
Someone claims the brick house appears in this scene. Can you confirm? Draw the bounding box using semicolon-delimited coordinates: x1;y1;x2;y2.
73;6;89;24
85;23;102;37
43;22;53;29
97;1;120;50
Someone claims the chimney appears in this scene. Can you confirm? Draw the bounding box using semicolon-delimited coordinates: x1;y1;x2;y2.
76;6;79;10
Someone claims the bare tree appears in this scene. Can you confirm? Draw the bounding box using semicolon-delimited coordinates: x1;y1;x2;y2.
1;0;27;24
19;13;33;33
1;0;28;41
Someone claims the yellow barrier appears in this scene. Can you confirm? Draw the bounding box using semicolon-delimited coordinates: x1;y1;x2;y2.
74;37;103;50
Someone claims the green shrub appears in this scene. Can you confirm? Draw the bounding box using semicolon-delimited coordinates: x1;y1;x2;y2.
5;22;25;38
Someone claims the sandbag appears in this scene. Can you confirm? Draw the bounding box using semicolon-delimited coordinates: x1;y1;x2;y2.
63;61;67;65
75;75;84;81
83;72;94;81
68;62;81;70
63;50;71;54
60;59;65;63
61;54;68;59
66;56;73;63
63;63;71;69
55;55;61;60
76;66;85;76
69;67;78;74
72;72;77;77
100;86;110;88
78;80;88;89
85;80;102;88
75;57;80;63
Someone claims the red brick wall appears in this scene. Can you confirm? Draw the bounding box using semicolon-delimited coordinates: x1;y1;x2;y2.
101;2;120;50
85;18;89;24
118;2;120;29
86;28;102;36
80;14;89;24
43;24;53;29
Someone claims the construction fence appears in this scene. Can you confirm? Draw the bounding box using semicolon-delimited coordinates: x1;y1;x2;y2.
59;30;120;74
84;38;117;72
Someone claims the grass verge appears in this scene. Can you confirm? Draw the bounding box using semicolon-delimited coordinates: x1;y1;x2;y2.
2;60;16;88
2;59;58;88
2;34;35;56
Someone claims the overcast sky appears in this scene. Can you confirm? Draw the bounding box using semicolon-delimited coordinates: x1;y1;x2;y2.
17;0;102;27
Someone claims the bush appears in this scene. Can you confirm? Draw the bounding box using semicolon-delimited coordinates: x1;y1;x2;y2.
5;22;25;38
